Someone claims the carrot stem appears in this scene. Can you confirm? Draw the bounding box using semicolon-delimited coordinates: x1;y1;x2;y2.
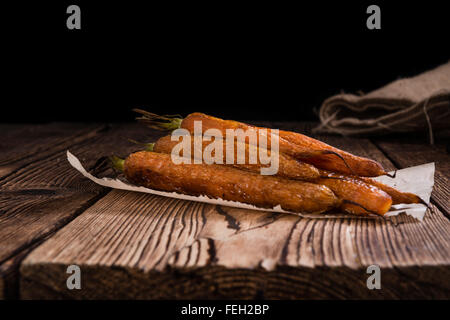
133;108;182;131
110;155;125;172
128;138;155;151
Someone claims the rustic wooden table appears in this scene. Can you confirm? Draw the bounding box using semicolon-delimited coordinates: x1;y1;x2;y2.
0;122;449;299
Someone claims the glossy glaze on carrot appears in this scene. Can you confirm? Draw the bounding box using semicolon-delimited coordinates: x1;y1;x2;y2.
124;151;339;213
317;169;423;205
153;134;320;180
180;112;386;177
315;172;393;216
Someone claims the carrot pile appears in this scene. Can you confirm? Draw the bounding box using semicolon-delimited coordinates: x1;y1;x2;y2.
112;110;424;216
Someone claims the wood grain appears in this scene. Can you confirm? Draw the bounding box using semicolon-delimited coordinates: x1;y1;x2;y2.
19;123;450;299
0;241;42;300
0;123;160;299
0;123;104;179
20;190;450;299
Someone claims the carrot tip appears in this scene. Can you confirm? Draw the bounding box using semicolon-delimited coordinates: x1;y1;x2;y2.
385;170;397;178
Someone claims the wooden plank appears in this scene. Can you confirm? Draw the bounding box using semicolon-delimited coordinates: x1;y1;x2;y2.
0;123;160;299
1;123;106;299
0;242;41;300
374;139;450;216
20;123;450;299
20;192;450;299
0;123;104;178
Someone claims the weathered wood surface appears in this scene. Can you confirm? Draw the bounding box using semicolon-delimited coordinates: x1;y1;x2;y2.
21;191;450;299
15;122;450;299
0;123;160;299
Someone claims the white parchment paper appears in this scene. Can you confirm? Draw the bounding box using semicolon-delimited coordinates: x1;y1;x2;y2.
67;151;434;221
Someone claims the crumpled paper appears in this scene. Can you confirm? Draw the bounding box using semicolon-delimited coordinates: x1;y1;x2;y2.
67;151;434;221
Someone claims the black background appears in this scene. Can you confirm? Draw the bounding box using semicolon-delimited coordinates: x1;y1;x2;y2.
3;1;449;123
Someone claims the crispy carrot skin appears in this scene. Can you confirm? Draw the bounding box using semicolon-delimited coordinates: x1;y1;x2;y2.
153;135;320;180
360;177;422;205
180;113;386;177
277;129;386;178
315;172;392;216
153;135;404;213
124;151;339;213
318;169;422;205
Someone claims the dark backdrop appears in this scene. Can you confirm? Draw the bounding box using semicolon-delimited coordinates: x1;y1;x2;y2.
3;1;449;122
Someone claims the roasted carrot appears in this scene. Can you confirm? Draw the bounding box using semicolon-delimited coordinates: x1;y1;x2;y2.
151;134;320;180
134;109;387;177
315;172;392;216
318;169;423;205
153;135;402;215
181;112;386;177
360;177;422;205
123;151;339;214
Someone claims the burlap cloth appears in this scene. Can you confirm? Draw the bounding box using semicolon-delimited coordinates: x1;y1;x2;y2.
313;61;450;142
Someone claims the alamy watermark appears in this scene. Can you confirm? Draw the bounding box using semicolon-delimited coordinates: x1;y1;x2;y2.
66;264;81;290
366;5;381;30
66;5;380;31
66;5;81;30
170;121;280;175
366;264;381;289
